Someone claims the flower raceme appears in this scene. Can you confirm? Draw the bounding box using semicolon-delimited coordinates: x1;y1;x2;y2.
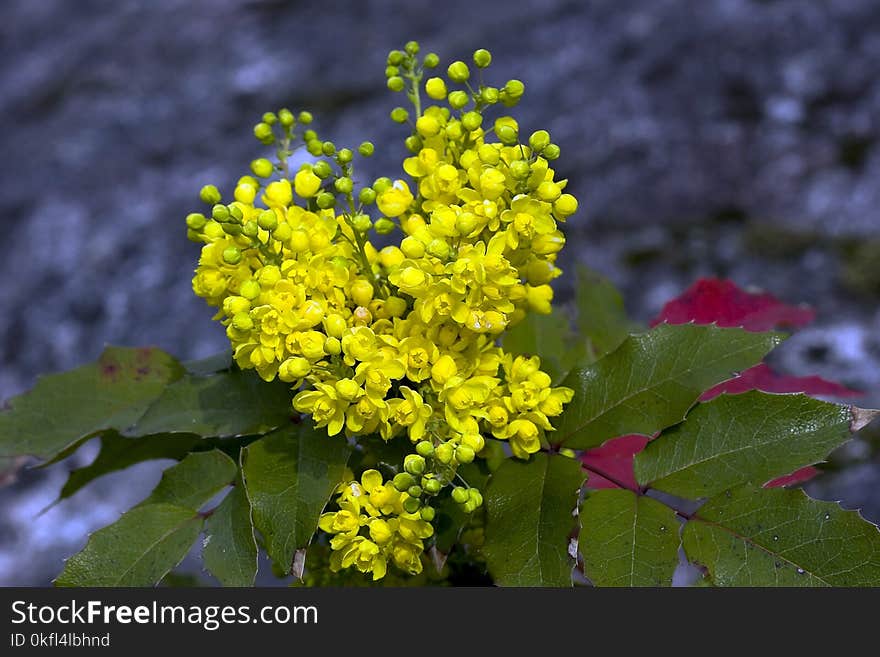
187;42;577;580
319;470;434;580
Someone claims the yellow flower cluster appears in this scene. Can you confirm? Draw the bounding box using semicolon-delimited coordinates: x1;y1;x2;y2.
187;42;577;579
319;470;434;580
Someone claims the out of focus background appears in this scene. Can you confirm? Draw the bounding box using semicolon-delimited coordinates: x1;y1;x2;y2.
2;0;879;585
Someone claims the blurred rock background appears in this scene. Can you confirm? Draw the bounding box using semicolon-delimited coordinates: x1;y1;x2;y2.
1;0;879;585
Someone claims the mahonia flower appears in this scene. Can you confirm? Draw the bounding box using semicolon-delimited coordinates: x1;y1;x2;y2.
187;42;578;580
319;470;434;580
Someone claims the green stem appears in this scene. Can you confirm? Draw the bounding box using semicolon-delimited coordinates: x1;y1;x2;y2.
404;66;423;118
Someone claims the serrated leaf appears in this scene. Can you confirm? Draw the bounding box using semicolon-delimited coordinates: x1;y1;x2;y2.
128;368;293;438
555;324;782;450
140;449;237;509
56;449;238;587
241;423;351;574
575;265;634;361
203;477;258;587
635;391;856;498
59;432;202;502
0;346;184;460
502;310;571;383
55;503;203;587
579;489;680;586
683;486;880;586
483;453;585;586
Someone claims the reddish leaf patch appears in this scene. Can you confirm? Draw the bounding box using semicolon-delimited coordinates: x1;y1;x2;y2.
701;363;861;401
580;435;649;491
651;278;814;331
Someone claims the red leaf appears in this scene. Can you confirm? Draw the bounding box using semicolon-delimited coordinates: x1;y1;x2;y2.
764;466;822;489
700;363;862;401
580;435;650;490
651;278;815;331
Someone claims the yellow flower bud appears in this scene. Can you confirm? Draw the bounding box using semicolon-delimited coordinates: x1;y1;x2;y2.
416;115;441;137
258;265;281;287
309;230;330;252
294;169;322;198
531;232;565;255
323;314;347;338
223;295;251;316
288;229;310;253
435;442;454;464
431;355;457;385
478;144;500;165
240;280;261;300
396;267;428;294
234;183;257;205
554;193;578;217
379;245;405;269
369;519;394;545
257;209;278;231
536;180;562;202
447;60;470;82
264;179;293;206
376;180;414;217
479;168;507;200
335;378;361;402
200;184;221;205
400;236;426;259
297;331;326;360
526;259;560;285
384;296;408;318
278;357;311;381
350;280;375;307
426;238;450;259
456;445;475;463
231;312;253;331
425;77;447;99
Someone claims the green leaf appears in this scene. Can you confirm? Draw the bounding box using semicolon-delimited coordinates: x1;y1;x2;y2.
502;309;571;383
635;391;857;498
183;350;232;375
483;453;585;586
58;432;202;502
579;489;680;587
140;449;237;509
241;423;351;575
555;324;783;450
682;486;880;586
0;346;184;460
128;368;293;438
575;265;635;362
56;503;203;587
203;477;258;587
56;449;238;586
